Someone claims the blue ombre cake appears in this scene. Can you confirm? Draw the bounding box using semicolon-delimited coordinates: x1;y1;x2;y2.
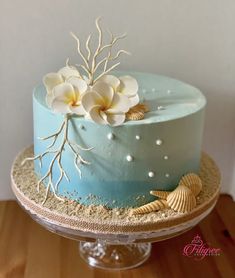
33;71;206;208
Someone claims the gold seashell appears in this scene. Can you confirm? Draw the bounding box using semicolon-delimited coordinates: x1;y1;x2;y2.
126;111;145;120
150;190;170;200
135;103;150;113
132;199;168;215
167;185;196;213
179;173;202;196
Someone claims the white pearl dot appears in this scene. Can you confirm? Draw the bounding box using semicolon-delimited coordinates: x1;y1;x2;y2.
167;89;172;94
135;135;141;140
126;155;133;162
148;171;155;178
161;213;166;217
152;88;156;92
165;173;170;178
107;133;115;140
156;139;163;145
164;155;168;160
142;89;147;93
157;106;165;110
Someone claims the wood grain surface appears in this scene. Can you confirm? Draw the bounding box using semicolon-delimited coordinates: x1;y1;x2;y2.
0;195;234;278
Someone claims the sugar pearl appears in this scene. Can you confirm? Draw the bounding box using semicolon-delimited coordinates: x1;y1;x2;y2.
165;173;170;178
156;139;163;145
148;171;155;178
164;155;168;160
135;135;141;140
126;155;133;162
107;133;115;140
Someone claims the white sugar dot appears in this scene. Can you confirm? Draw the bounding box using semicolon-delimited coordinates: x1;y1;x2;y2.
107;133;115;140
157;106;165;110
152;88;156;92
126;155;133;162
142;88;147;93
148;171;155;178
161;213;166;217
79;124;85;130
135;135;141;140
164;155;168;160
165;173;170;178
167;90;172;94
156;139;163;145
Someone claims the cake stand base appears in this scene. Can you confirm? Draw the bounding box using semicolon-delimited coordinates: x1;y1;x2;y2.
79;241;151;270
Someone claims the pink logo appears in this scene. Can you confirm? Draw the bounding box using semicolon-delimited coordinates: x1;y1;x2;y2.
183;235;221;260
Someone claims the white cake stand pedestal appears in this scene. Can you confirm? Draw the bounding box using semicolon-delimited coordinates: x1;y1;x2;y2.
11;147;221;270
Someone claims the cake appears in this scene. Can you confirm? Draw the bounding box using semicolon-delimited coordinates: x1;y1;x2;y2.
24;18;206;214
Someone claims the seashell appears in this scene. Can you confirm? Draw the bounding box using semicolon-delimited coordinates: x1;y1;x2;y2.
126;110;145;120
132;199;168;215
179;173;202;196
134;103;150;113
126;103;149;121
167;185;196;213
150;190;170;200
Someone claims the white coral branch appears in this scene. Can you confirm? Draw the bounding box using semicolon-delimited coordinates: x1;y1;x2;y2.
70;17;130;85
21;115;93;205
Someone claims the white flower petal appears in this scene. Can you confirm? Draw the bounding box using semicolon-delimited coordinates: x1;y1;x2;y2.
52;83;75;102
119;76;139;97
92;81;114;107
106;113;126;126
107;93;131;114
81;91;104;112
67;77;88;94
98;75;120;91
129;94;140;107
89;105;107;125
51;99;70;114
43;73;63;93
58;66;80;80
69;104;86;115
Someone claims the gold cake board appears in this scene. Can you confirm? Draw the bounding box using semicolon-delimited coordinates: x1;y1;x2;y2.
11;146;221;238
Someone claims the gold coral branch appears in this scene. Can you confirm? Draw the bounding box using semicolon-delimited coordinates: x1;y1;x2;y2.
21;114;93;205
70;17;130;85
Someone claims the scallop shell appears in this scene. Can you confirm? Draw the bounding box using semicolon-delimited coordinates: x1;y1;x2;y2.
166;185;196;213
179;173;202;196
132;199;168;215
135;103;150;113
126;110;145;120
150;190;170;200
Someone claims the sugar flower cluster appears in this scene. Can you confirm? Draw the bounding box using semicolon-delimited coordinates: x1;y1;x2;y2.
43;67;139;126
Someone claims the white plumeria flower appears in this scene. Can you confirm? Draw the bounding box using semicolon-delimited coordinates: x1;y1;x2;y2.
81;81;131;126
43;66;81;107
50;77;88;115
98;75;139;107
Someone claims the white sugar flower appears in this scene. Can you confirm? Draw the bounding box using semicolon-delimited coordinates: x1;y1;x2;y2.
50;77;87;115
81;81;131;126
43;66;82;107
98;75;139;107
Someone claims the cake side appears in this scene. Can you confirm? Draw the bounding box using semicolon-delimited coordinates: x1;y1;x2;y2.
33;72;206;208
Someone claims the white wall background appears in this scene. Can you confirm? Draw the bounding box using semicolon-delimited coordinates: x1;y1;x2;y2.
1;0;235;199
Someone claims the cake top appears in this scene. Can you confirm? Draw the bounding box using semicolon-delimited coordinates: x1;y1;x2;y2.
35;71;206;125
41;18;206;127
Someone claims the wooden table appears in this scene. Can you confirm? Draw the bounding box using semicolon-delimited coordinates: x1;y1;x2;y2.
0;195;234;278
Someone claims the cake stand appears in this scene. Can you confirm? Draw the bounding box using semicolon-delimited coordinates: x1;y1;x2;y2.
11;147;221;270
